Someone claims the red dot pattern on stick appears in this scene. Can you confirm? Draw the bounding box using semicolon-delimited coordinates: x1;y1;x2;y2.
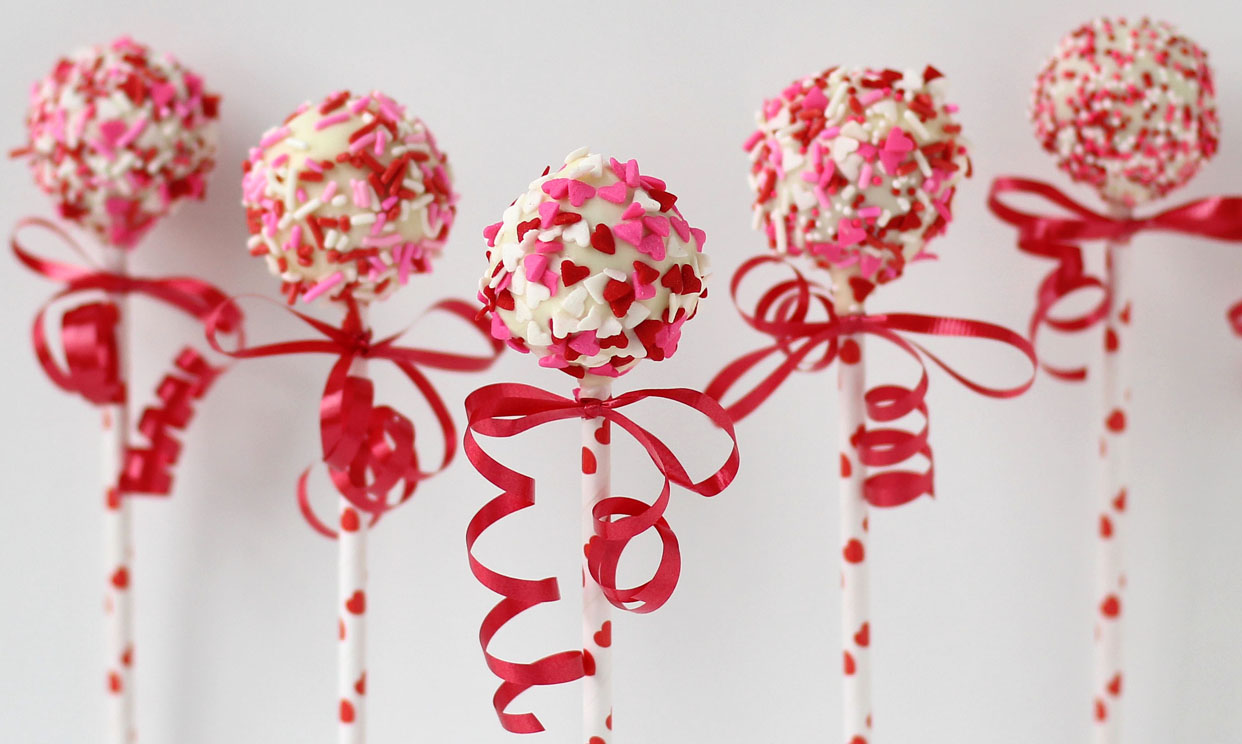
1100;594;1121;619
345;590;367;615
340;508;360;533
840;339;862;365
844;651;857;676
340;699;356;724
843;539;866;564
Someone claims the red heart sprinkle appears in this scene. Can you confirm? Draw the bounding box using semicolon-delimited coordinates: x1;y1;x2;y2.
632;261;660;286
594;621;612;648
561;261;590;286
494;290;515;311
590;223;616;254
679;265;702;294
848;277;875;304
345;590;367;615
843;539;865;564
516;218;541;242
660;266;684;294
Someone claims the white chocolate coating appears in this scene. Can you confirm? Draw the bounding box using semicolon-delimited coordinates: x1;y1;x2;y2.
747;66;970;297
21;36;219;248
242;90;456;304
1031;17;1219;207
480;148;709;378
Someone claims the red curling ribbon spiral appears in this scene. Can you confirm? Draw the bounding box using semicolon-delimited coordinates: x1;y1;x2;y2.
463;383;739;733
11;216;244;495
705;254;1036;508
206;296;503;537
988;177;1242;378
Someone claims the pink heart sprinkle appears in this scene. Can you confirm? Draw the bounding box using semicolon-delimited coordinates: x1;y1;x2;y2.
638;234;666;261
690;228;707;252
523;253;548;282
99;119;128;145
537;201;559;229
624;160;640;187
802;86;829;111
541;270;559;294
489;313;511;341
597;182;628;204
622;202;645;220
669;216;691;242
535;240;562;254
567;180;596;207
879;127;915;174
859;253;881;279
642;216;669;237
482;221;502;246
151;83;177;108
569;333;601;356
836;218;866;248
632;276;656;300
541;179;570;199
612;220;644;247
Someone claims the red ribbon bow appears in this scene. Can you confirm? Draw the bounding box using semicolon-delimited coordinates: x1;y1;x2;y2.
12;217;244;495
207;296;503;536
705;254;1036;508
464;382;740;733
987;177;1242;379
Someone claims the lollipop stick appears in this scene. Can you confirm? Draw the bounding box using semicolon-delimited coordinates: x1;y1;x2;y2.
339;308;368;744
1094;217;1130;742
836;294;871;744
581;378;613;744
100;248;135;744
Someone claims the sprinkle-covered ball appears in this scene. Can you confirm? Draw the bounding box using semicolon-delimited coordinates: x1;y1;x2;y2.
19;36;220;248
242;90;456;305
1031;17;1219;207
479;148;709;379
746;66;970;295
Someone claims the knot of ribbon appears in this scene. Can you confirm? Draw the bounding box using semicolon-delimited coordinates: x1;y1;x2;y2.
463;382;740;733
705;254;1036;508
988;177;1242;379
207;296;503;537
12;216;243;495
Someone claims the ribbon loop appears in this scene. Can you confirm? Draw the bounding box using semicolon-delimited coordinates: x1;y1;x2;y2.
12;216;242;496
464;382;738;732
208;294;503;536
987;177;1242;366
706;254;1035;508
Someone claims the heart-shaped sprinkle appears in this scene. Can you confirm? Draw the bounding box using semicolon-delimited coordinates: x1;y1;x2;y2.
482;221;502;246
537;201;559;228
568;180;596;207
632;261;660;285
612;220;644;247
597;181;628;203
591;223;616;254
561;261;590;286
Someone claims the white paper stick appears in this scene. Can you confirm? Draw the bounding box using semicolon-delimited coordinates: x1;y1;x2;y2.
580;377;614;744
100;248;135;744
1094;212;1131;742
836;292;872;744
339;306;368;744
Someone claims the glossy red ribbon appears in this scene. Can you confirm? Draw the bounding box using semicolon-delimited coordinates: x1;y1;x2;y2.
464;382;739;733
12;217;243;495
207;296;503;537
705;254;1036;508
988;177;1242;379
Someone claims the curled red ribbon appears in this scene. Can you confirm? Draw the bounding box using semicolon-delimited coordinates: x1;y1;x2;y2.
705;254;1036;508
464;383;740;733
207;296;503;537
12;216;243;495
988;177;1242;379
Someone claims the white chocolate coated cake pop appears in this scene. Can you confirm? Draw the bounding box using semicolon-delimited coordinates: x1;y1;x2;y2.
242;90;456;305
1031;17;1219;207
746;66;971;301
479;148;709;379
19;36;219;248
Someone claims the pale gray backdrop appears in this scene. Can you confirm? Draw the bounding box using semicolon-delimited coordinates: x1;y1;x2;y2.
2;0;1241;742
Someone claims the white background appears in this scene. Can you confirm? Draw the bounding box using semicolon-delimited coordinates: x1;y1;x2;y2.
2;1;1241;742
